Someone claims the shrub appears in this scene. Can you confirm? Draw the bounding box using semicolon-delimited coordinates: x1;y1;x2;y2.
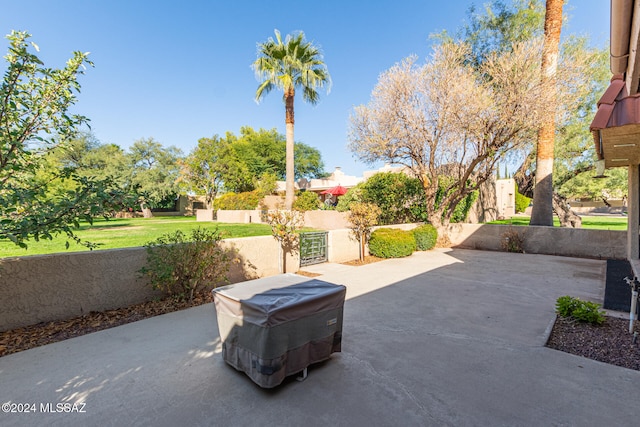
358;172;427;225
139;227;233;302
293;191;321;211
214;190;262;210
336;185;363;212
368;228;416;258
555;296;605;325
413;224;438;251
515;189;531;213
501;226;525;253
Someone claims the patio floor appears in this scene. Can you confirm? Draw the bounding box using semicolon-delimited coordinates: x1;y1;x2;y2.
1;248;639;426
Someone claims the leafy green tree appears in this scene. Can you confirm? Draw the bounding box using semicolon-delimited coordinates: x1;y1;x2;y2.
460;0;545;67
182;127;325;195
178;136;226;208
129;138;183;212
253;29;331;210
0;31;121;248
453;0;609;227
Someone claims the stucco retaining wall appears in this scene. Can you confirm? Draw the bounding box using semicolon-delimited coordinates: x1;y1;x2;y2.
0;235;299;332
0;224;626;331
304;211;350;230
447;223;627;259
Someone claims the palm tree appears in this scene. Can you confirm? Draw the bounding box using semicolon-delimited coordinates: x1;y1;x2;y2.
252;29;331;209
530;0;563;226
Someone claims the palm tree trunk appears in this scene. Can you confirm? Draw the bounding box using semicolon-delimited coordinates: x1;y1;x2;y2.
284;88;295;210
530;0;563;226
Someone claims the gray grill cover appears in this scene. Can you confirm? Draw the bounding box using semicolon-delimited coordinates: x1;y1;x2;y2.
212;274;346;388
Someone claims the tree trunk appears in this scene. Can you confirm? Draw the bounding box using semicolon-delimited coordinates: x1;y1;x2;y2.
284;88;295;210
530;0;563;226
140;202;153;218
552;193;582;228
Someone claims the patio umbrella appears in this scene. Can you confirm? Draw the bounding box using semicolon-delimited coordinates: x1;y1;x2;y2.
320;185;348;196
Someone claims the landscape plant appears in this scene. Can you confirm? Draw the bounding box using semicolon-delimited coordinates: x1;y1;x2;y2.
555;295;605;325
214;190;262;211
501;226;526;253
412;224;438;251
263;208;304;273
515;188;531;213
139;227;234;302
348;202;381;262
368;228;416;258
293;191;321;212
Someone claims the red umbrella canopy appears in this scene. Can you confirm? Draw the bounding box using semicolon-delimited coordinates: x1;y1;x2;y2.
320;185;348;196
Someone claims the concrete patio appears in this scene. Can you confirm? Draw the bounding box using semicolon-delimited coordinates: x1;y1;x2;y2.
1;248;639;426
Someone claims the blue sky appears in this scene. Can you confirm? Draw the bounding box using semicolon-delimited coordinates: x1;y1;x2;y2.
1;0;609;177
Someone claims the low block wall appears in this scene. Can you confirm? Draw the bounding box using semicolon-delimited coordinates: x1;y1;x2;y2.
447;223;627;259
0;235;299;332
216;210;263;224
196;209;215;221
304;211;350;230
0;223;626;331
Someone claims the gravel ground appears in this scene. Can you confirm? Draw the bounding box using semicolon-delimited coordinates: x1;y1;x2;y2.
546;315;640;371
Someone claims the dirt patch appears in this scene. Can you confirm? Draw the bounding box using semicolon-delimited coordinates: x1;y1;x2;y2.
0;292;213;358
295;270;322;278
341;256;385;266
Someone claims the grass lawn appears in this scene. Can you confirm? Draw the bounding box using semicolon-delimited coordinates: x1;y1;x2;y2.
488;215;628;231
0;216;274;258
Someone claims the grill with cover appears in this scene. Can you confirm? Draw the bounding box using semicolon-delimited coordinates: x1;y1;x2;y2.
212;274;346;388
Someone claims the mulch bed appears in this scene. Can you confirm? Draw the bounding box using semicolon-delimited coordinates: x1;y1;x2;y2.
341;255;384;266
0;292;214;358
546;315;640;371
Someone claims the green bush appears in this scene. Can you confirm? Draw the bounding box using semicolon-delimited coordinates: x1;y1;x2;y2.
336;185;363;212
358;172;427;225
413;224;438;251
515;188;531;213
555;295;605;325
293;191;320;211
214;190;262;210
368;228;416;258
139;227;233;302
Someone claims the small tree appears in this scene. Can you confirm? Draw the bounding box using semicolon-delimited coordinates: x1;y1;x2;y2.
263;209;304;273
139;227;233;302
349;41;548;236
348;202;381;262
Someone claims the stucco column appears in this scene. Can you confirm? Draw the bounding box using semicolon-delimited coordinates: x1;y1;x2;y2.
628;164;640;260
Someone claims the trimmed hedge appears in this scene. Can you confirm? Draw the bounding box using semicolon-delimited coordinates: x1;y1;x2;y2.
214;190;262;210
413;224;438;251
293;191;321;211
368;228;416;258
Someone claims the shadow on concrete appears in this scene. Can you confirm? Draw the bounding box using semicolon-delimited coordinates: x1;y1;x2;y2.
2;249;640;426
